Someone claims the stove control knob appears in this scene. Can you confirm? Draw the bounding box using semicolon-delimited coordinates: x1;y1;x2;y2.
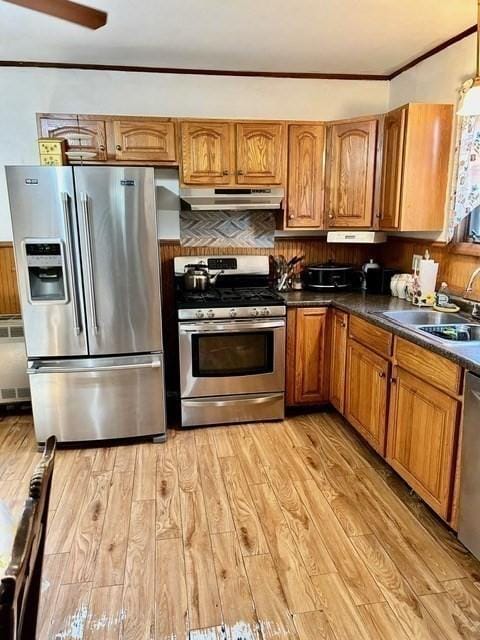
195;310;205;319
262;307;271;316
206;309;215;319
229;308;237;318
250;308;259;317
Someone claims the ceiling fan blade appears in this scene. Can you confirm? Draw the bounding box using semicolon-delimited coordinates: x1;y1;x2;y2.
3;0;107;29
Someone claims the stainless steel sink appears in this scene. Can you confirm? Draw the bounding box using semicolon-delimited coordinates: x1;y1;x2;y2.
379;310;480;345
417;324;480;343
381;310;469;325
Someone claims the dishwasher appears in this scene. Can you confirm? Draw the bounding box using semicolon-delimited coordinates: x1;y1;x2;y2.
458;372;480;560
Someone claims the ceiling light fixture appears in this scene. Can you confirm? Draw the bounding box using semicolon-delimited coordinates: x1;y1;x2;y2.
458;0;480;115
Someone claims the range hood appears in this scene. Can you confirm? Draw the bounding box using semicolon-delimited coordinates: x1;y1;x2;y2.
327;231;387;244
180;187;284;211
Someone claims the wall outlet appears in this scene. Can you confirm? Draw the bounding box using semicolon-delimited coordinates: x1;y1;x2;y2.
412;254;422;271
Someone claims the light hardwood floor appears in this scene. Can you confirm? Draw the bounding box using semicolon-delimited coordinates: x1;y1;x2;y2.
1;409;480;639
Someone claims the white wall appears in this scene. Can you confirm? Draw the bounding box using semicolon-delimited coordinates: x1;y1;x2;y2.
389;33;476;108
0;67;390;240
389;34;477;241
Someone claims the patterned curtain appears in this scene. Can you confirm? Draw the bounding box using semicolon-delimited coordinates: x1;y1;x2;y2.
449;79;480;240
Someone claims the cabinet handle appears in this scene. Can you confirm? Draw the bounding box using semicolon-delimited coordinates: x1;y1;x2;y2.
222;170;229;175
328;212;334;219
341;322;347;328
390;377;397;384
116;144;122;151
237;169;244;175
379;371;386;378
99;144;105;152
288;212;295;219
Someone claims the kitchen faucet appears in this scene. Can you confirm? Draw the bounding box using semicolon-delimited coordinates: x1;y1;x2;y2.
465;267;480;319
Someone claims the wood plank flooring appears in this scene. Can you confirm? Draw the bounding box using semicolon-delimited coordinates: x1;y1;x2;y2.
1;409;480;639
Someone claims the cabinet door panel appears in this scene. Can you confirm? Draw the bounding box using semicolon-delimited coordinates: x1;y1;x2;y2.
286;124;325;228
379;108;406;229
345;339;388;455
113;119;176;162
293;308;328;404
38;116;107;162
326;119;377;227
181;121;234;185
236;122;285;185
386;367;458;519
329;310;348;414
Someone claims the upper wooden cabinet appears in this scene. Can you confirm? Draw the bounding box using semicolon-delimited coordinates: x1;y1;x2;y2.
379;103;453;231
180;121;234;185
236;121;285;185
37;114;178;165
286;124;325;228
325;119;378;228
387;367;459;519
180;119;286;186
112;119;176;163
379;108;406;229
286;307;329;405
38;115;107;162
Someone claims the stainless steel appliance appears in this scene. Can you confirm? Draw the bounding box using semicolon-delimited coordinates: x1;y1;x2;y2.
458;372;480;559
6;166;166;444
180;187;284;211
175;256;285;427
302;262;360;291
0;315;30;404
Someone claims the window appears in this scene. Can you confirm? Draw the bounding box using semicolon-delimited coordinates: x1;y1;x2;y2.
450;111;480;256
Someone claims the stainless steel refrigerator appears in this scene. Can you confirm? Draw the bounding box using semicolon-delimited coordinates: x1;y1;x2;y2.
6;166;166;444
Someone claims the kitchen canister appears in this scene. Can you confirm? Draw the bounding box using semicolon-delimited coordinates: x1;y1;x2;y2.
390;274;400;297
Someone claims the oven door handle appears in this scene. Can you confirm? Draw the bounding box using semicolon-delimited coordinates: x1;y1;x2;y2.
182;393;284;408
179;320;286;333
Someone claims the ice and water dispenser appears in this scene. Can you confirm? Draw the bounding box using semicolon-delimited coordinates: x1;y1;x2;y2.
24;241;68;303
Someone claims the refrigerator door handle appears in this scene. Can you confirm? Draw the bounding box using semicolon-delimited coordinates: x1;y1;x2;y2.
80;192;99;334
29;359;162;374
61;192;81;336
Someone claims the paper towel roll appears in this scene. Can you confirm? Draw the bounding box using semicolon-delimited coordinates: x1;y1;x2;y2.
418;258;439;294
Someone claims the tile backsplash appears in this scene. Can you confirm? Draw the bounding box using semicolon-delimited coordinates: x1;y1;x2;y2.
180;210;275;248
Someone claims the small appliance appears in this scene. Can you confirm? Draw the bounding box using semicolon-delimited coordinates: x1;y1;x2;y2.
302;263;359;291
364;266;398;294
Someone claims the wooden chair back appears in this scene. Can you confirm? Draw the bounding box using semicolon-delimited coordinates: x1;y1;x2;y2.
0;435;56;640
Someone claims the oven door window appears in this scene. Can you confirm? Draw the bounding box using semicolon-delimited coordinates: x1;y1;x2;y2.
192;331;274;377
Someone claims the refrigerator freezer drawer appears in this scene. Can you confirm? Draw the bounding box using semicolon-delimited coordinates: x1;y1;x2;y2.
28;354;166;443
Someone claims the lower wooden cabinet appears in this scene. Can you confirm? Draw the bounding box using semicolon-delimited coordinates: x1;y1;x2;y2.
386;367;459;519
329;309;348;413
286;307;329;405
345;339;389;455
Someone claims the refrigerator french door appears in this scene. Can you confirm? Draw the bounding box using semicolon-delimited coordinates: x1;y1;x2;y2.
6;165;166;444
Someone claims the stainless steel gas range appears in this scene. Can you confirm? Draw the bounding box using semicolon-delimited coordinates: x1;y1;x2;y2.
174;256;286;427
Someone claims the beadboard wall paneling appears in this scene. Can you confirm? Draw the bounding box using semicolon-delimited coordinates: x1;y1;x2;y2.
0;243;20;315
377;237;480;299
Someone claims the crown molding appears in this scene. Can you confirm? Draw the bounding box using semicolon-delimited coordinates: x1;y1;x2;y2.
0;24;476;81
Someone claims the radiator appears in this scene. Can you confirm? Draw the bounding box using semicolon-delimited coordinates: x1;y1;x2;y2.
0;316;30;404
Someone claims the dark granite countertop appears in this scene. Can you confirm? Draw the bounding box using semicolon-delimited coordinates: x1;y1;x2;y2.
280;290;480;376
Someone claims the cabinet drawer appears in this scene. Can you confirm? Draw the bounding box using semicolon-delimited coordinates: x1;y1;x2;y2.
349;315;392;358
394;337;462;396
